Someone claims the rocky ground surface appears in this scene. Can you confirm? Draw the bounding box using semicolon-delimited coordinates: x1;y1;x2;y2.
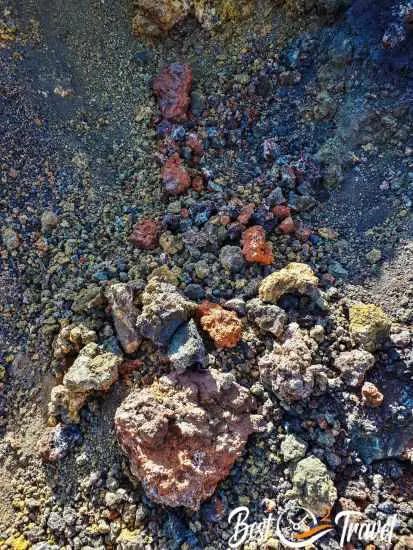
1;0;413;548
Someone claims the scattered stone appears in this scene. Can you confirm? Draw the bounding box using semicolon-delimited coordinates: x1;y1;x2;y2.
349;303;391;352
136;279;196;347
38;424;82;462
167;319;207;372
219;245;245;273
153;63;192;122
129;219;161;249
162;153;191;195
159;231;183;254
199;302;243;348
48;385;88;424
132;0;191;38
2;227;20;250
366;248;382;264
259;323;324;402
71;285;106;313
241;225;273;265
107;284;142;354
259;263;318;303
53;323;97;360
246;298;287;338
40;210;59;233
334;349;375;387
115;368;263;510
361;382;384;407
281;434;308;462
63;342;121;393
292;457;337;516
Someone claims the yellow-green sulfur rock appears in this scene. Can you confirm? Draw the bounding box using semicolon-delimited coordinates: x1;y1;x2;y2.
132;0;253;39
349;303;391;352
259;262;319;304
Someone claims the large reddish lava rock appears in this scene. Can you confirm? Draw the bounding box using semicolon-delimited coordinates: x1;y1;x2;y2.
198;302;243;348
153;63;192;122
115;368;263;510
241;225;274;265
161;153;191;195
129;219;161;249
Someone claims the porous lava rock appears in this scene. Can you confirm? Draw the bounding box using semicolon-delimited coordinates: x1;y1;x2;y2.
259;323;327;402
241;225;273;265
107;284;142;354
136;279;196;347
292;457;337;516
334;349;375;387
259;262;318;303
153;63;192;122
198;302;243;348
129;219;161;250
349;303;391;352
115;368;263;510
53;323;97;360
161;153;191;195
167;319;207;371
246;298;287;338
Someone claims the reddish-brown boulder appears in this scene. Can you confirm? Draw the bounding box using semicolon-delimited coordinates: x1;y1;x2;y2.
115;368;263;510
153;63;192;122
199;303;242;348
241;225;273;265
129;219;161;249
272;205;291;220
161;153;191;195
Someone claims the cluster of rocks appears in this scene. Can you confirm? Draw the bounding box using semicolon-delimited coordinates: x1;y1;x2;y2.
132;0;352;39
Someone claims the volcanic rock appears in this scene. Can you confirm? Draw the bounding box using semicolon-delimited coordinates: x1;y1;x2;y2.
115;368;263;510
246;298;287;338
107;284;142;354
259;323;326;402
292;457;337;517
199;302;243;348
154;63;192;122
349;303;391;352
167;319;207;372
334;349;375;387
259;262;318;303
136;279;196;347
161;153;191;195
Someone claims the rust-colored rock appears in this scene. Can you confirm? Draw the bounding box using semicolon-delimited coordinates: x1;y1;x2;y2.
361;382;384;407
241;225;273;265
161;153;191;195
199;303;242;348
115;368;263;510
279;216;295;234
272;205;291;220
153;63;192;122
238;203;255;225
129;219;161;249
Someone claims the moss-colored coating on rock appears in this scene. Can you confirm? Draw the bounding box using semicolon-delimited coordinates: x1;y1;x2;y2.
259;263;319;304
292;457;337;516
349;303;391;351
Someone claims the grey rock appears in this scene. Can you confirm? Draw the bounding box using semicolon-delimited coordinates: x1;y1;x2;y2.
281;434;308;462
224;298;247;317
63;343;121;393
246;298;287;338
292;457;337;516
107;283;142;354
219;245;245;273
2;227;19;250
167;319;207;372
47;511;66;533
41;210;59;232
136;279;196;347
334;349;375;387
